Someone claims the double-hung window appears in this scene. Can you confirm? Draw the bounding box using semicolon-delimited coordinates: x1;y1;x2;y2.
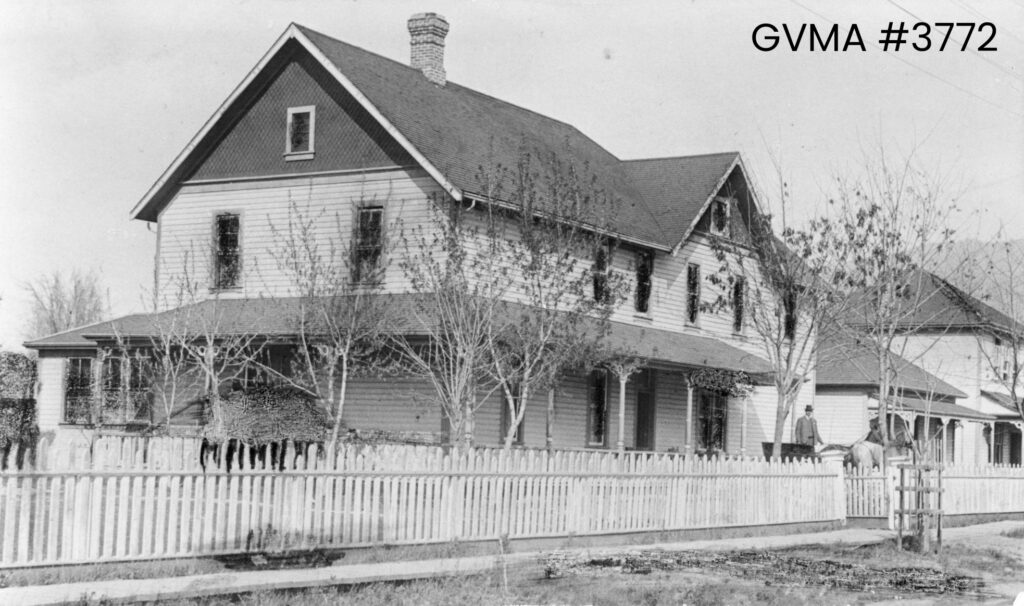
214;213;241;290
732;277;745;333
352;206;384;283
635;250;653;313
593;246;611;303
64;358;93;424
686;263;701;325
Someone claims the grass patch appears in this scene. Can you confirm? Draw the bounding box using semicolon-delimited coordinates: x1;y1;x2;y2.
0;558;224;588
1000;525;1024;539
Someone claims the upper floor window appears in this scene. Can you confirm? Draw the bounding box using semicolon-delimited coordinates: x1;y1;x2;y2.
214;213;241;290
710;199;730;237
732;277;745;333
686;263;701;325
285;106;315;159
635;250;653;313
352;206;384;283
783;290;797;340
593;245;611;303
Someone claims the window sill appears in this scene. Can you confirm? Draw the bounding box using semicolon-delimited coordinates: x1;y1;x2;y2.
284;151;315;161
633;312;654;322
209;286;243;294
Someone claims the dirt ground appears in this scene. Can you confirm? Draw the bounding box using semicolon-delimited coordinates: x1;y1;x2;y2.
148;521;1024;605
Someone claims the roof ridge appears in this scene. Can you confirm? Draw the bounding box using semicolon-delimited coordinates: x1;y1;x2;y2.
296;24;624;162
622;151;740;163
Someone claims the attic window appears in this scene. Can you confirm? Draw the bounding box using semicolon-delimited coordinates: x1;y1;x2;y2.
710;199;730;236
285;106;315;160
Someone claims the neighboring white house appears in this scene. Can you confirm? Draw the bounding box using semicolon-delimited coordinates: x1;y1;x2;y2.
25;14;815;455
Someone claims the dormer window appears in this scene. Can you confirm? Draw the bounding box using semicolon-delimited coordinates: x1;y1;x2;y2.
710;198;730;237
285;106;315;160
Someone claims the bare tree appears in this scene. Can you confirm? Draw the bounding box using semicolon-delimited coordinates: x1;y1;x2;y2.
146;249;268;440
479;153;625;449
266;197;398;446
24;269;109;339
969;239;1024;423
706;169;854;459
819;147;968;452
396;193;508;447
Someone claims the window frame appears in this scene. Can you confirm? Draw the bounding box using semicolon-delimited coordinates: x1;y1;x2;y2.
284;105;316;160
592;244;612;303
212;212;242;291
63;357;94;425
783;289;797;340
352;205;386;284
634;249;654;314
686;263;701;325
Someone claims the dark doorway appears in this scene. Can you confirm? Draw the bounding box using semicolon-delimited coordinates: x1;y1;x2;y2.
635;370;656;450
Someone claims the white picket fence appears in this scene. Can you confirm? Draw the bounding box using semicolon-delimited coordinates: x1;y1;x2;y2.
942;464;1024;515
0;440;845;568
844;462;1024;529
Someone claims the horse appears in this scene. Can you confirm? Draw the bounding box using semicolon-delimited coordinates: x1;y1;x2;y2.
844;440;884;469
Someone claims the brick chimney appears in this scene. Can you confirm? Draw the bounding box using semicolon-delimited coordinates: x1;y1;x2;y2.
407;13;449;86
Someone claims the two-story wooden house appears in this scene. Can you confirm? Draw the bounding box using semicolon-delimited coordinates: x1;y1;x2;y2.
25;14;817;454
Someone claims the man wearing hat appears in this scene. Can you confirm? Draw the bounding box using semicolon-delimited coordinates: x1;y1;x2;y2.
795;405;823;447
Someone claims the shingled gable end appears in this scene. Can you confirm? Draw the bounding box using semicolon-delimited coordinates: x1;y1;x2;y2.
29;16;822;456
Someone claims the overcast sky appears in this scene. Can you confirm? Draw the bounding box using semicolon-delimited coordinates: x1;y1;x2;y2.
1;0;1021;349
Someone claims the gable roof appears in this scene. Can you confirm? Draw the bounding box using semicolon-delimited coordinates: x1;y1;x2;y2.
816;336;966;399
847;269;1019;334
131;23;747;251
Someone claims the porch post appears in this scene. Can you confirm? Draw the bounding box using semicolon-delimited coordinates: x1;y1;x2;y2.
617;375;628;452
1015;422;1024;465
545;388;555;452
940;419;948;464
685;376;694;455
741;393;749;457
988;422;995;463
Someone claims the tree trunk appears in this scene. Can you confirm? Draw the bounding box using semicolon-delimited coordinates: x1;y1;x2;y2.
772;396;788;460
329;354;349;447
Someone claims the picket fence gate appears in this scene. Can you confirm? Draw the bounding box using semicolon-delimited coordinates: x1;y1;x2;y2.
0;440;845;568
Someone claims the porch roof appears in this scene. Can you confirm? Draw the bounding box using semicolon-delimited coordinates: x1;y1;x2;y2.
980;390;1023;419
604;323;771;375
24;296;771;375
871;394;996;422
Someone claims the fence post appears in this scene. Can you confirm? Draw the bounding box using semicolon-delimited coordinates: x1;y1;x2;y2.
885;465;898;531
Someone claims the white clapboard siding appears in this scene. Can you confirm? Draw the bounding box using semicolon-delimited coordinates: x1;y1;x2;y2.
0;442;846;567
35;356;66;432
157;168;443;303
